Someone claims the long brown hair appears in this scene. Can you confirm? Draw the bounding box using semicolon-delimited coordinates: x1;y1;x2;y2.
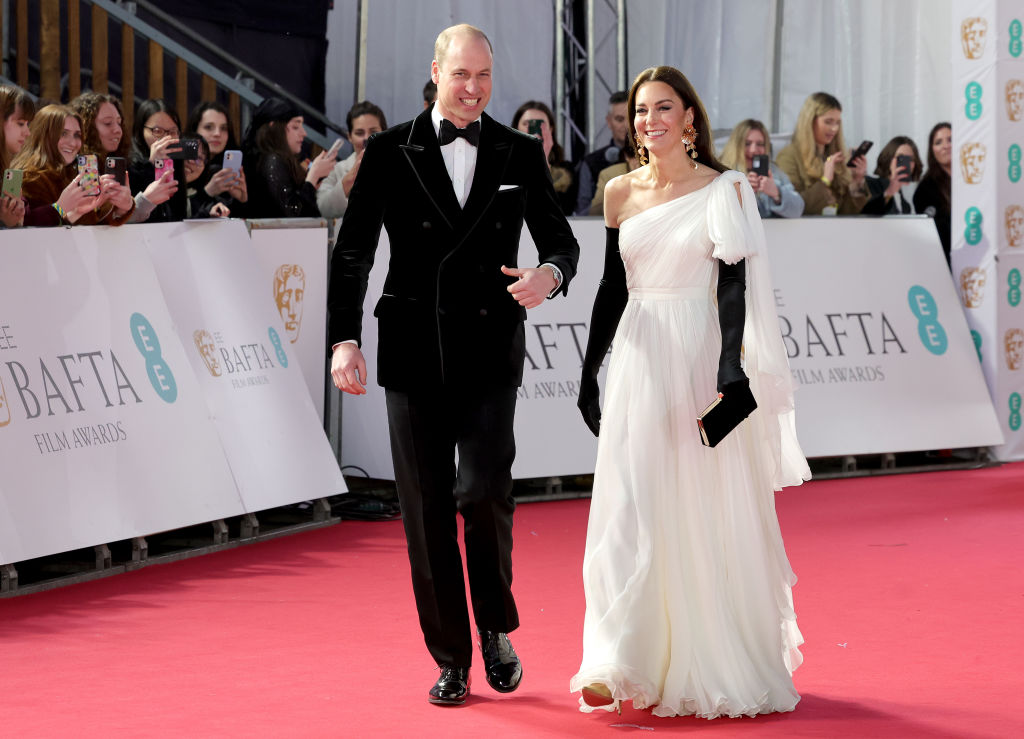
1;85;37;171
627;66;726;173
511;100;567;166
920;122;951;208
789;91;850;188
10;104;81;177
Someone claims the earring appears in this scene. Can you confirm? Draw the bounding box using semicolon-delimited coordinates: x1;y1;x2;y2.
634;133;648;166
681;124;699;170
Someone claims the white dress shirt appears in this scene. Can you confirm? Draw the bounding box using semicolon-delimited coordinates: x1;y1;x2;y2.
431;105;479;208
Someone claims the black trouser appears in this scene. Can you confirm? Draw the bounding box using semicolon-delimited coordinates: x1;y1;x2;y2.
385;386;520;668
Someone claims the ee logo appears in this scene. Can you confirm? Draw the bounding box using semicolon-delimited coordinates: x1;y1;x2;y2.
1010;268;1022;307
965;206;984;245
965;81;983;120
971;329;983;362
268;326;289;368
1010;144;1022;183
1012;19;1023;58
130;312;178;403
908;286;948;355
1010;392;1022;431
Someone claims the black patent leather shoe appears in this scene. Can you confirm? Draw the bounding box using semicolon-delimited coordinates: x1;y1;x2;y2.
478;630;523;693
428;665;471;705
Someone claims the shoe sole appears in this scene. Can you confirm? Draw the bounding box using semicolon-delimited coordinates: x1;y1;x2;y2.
428;696;468;706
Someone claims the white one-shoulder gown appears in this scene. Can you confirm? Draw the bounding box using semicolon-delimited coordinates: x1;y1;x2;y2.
570;171;810;719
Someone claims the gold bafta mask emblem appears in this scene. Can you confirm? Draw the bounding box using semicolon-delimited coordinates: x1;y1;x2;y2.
961;17;988;59
0;375;10;427
960;267;988;308
193;329;221;377
273;264;306;344
959;142;986;184
1007;205;1024;247
1005;328;1024;370
1007;80;1024;121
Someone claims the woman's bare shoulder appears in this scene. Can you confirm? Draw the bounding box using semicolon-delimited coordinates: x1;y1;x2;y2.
603;169;645;227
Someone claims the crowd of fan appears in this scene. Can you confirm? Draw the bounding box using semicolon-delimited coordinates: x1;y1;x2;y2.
0;82;952;263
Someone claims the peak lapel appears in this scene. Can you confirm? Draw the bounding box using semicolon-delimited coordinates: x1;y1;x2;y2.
400;109;462;230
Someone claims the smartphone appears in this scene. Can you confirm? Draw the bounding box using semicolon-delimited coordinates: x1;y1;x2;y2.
527;119;543;138
2;168;22;200
327;139;343;158
846;140;873;167
750;154;770;176
895;153;913;182
104;156;127;184
77;154;100;195
168;137;201;160
154;158;174;181
222;149;243;175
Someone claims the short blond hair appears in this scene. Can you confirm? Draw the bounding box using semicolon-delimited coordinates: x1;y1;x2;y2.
434;24;493;70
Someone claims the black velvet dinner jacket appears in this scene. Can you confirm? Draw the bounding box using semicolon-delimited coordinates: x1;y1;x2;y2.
327;106;580;391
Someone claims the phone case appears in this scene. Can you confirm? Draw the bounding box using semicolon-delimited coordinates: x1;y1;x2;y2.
222;150;243;172
77;154;100;195
154;159;173;179
2;169;22;199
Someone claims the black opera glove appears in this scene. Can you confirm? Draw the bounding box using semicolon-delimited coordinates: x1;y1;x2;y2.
578;227;628;437
717;258;748;390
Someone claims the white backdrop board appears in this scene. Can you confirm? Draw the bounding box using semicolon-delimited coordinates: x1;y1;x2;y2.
0;227;244;564
249;226;329;423
339;216;1003;479
144;220;346;513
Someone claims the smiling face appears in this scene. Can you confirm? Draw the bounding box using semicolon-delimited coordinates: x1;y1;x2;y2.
58;116;83;164
4;106;31;157
94;102;123;154
349;113;383;154
284;116;306;155
431;33;493;128
143;111;179;149
813;108;841;149
633;80;692;158
197;109;230;155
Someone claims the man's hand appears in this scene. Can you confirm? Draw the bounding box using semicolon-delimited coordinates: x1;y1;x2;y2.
501;265;556;308
331;343;368;395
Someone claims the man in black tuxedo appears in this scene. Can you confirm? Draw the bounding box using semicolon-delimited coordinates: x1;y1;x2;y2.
328;24;579;706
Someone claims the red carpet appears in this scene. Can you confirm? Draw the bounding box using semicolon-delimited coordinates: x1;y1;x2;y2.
2;464;1023;737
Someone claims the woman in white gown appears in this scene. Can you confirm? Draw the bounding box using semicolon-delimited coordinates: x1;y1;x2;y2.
570;66;811;719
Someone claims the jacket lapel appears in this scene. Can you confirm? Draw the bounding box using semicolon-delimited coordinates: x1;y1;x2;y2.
400;107;462;230
460;113;512;233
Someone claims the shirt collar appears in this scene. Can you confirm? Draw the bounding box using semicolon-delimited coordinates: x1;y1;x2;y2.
431;104;482;140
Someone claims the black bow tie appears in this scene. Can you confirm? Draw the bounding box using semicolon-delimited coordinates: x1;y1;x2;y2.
438;119;481;147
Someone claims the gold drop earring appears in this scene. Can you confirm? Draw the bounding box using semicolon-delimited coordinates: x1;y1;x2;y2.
634;133;648;166
681;124;699;170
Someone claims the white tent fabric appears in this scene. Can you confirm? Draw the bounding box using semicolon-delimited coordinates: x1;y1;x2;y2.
326;0;952;175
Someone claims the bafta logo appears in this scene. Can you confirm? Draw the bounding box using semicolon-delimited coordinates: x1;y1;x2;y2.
959;142;986;184
193;329;221;377
1008;80;1024;121
1005;328;1024;370
960;267;988;308
273;264;306;344
0;375;10;427
961;17;988;59
1007;205;1024;247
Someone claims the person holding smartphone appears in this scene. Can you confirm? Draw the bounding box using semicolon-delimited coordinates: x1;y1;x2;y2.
186;101;248;211
13;104;134;227
126;99;190;222
775;92;870;215
512;101;576;215
718;119;803;218
1;84;36;228
862;136;923;216
316;100;387;219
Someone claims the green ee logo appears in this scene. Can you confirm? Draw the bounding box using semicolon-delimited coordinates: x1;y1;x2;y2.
1010;268;1022;307
971;330;983;362
1010;144;1022;183
130;312;177;403
1011;19;1023;58
965;81;983;120
268;326;288;368
965;206;984;245
908;286;948;355
1010;392;1022;431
